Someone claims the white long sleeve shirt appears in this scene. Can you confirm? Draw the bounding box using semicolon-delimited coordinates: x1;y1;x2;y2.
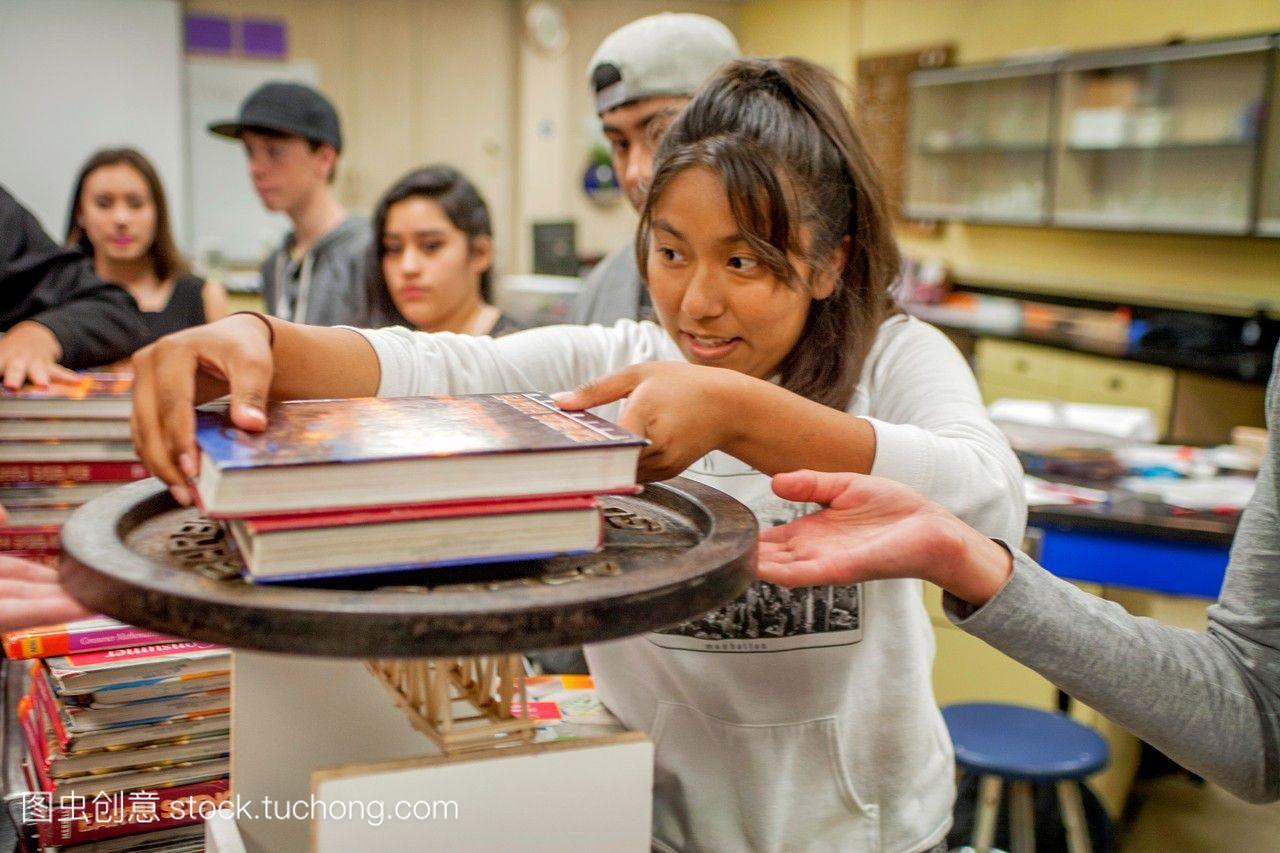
354;315;1025;852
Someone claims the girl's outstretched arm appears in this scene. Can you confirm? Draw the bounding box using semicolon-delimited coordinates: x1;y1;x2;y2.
130;313;379;505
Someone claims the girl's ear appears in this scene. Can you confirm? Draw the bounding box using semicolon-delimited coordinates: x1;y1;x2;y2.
468;234;494;276
811;234;851;300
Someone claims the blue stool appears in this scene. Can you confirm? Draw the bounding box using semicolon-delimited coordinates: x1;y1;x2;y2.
942;703;1109;853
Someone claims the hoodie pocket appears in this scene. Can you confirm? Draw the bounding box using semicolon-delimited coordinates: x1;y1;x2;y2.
649;701;880;853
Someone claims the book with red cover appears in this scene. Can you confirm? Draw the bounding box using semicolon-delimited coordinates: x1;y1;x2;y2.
0;461;146;484
0;372;132;419
3;617;175;660
33;776;229;848
0;549;59;566
228;493;606;581
0;526;59;551
193;392;645;516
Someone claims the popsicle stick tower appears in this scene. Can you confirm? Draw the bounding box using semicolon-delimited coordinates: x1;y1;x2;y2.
365;655;537;754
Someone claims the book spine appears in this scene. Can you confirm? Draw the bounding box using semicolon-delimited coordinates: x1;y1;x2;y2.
35;777;229;847
4;622;174;660
0;461;145;484
16;695;53;782
0;527;60;551
30;664;71;751
0;548;60;566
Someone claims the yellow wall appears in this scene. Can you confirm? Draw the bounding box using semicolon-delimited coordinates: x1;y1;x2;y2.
740;0;1280;315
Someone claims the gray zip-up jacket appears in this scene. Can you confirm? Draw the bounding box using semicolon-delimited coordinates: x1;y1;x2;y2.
947;344;1280;803
260;214;371;327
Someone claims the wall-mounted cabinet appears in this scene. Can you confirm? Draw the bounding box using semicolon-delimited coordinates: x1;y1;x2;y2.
907;62;1056;224
903;34;1280;237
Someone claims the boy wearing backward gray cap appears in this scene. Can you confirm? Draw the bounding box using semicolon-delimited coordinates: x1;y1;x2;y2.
571;13;740;327
209;82;371;327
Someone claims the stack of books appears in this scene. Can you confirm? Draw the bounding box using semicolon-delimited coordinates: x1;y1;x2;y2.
0;373;144;566
9;632;230;851
192;393;646;582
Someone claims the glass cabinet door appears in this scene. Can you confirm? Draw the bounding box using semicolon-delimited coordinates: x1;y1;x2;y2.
905;64;1056;224
1052;38;1271;234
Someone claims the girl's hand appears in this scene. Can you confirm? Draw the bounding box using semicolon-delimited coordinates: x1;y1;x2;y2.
553;362;746;481
0;321;80;389
0;555;93;630
756;470;1013;605
131;314;275;506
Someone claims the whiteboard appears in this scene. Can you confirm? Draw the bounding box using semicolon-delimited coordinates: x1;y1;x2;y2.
185;58;319;266
0;0;186;244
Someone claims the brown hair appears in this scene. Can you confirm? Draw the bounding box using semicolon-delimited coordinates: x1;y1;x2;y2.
365;164;495;327
637;57;900;410
65;148;189;282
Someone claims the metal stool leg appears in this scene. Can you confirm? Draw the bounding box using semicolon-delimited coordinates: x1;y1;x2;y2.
1056;779;1092;853
972;774;1003;853
1009;779;1036;853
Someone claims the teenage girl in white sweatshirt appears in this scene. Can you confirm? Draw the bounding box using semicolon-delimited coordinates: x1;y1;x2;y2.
131;57;1025;853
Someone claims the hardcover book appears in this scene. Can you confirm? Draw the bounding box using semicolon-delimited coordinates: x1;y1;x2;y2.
193;392;645;515
227;494;604;581
0;482;121;508
0;372;132;419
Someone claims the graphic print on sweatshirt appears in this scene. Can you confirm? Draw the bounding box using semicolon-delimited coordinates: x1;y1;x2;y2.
650;450;865;653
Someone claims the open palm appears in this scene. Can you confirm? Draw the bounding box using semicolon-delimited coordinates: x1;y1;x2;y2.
0;555;92;630
757;470;964;588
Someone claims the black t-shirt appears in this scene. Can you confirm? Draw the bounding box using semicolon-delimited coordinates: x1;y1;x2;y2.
0;185;150;367
138;273;207;341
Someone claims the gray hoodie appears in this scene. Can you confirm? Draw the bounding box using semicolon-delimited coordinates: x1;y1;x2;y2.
260;214;371;327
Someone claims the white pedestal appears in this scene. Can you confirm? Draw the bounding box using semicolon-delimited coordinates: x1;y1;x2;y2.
228;650;653;852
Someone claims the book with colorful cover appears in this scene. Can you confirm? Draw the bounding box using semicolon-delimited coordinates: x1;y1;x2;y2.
519;674;627;743
43;642;229;694
193;392;645;516
0;372;132;419
228;493;604;581
3;616;176;660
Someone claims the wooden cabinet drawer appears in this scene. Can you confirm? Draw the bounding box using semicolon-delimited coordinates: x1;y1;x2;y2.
977;339;1074;386
1064;354;1173;432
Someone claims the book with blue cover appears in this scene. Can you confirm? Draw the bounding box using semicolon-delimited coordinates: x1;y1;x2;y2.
193;392;645;516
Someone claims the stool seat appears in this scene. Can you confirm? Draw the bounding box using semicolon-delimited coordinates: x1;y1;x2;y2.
943;702;1109;782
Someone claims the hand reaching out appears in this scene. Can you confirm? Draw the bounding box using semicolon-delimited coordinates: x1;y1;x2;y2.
756;470;1013;606
0;554;92;631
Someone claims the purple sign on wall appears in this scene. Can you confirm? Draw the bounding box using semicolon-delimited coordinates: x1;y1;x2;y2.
185;14;233;55
241;19;287;59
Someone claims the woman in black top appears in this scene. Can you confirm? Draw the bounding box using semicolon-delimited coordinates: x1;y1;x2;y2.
66;148;227;343
366;165;521;337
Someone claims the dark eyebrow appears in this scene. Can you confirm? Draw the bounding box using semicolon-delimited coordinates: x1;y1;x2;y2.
651;218;686;241
652;218;747;247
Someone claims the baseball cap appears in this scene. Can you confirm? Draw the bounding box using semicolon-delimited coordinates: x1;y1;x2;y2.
588;13;741;115
208;82;343;151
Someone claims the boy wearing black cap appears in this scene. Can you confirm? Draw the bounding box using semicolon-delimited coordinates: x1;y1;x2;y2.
209;82;371;326
571;13;740;326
